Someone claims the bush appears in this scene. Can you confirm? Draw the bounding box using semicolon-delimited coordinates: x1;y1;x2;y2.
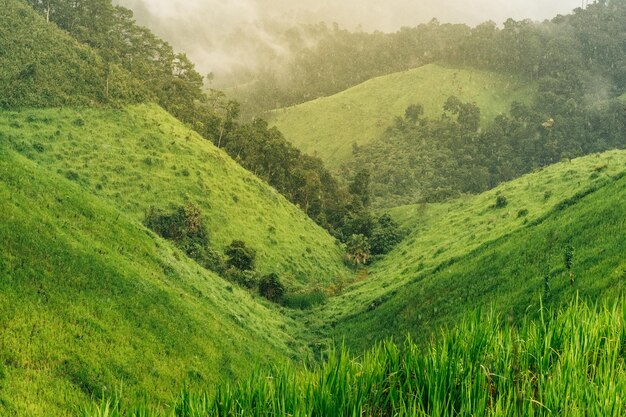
225;240;256;271
370;214;403;255
494;195;508;209
258;273;285;303
345;234;371;267
145;203;208;249
145;203;225;273
225;268;259;289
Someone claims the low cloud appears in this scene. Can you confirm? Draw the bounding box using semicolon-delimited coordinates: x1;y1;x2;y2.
114;0;583;76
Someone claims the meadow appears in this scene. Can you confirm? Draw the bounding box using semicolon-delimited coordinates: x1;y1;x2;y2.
269;63;533;168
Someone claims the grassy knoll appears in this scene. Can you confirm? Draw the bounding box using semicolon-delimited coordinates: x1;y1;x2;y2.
322;151;626;349
269;63;533;168
0;104;349;288
84;299;625;416
0;148;311;416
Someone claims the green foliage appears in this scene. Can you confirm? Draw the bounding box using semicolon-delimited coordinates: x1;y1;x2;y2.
144;203;228;274
271;64;532;169
225;268;259;289
345;234;371;267
145;203;208;250
369;214;404;256
225;240;256;271
494;195;508;209
324;151;626;350
0;0;145;108
85;300;626;417
258;273;286;303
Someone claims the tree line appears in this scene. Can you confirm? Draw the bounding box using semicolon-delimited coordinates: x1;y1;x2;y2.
19;0;404;260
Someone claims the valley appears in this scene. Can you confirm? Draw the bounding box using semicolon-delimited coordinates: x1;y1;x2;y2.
1;0;626;415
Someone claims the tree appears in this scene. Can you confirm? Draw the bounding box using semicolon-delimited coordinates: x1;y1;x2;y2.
258;273;285;303
370;214;403;255
404;103;424;123
346;234;371;267
225;240;256;271
348;168;371;209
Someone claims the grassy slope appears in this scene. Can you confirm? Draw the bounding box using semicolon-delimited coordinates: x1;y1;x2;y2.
1;104;349;288
0;148;309;416
86;300;626;417
319;150;626;349
0;0;140;108
269;63;533;168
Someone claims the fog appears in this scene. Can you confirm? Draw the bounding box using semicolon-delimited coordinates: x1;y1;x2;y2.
115;0;585;80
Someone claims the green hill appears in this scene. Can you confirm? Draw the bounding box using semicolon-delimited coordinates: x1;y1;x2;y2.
85;300;626;417
0;147;309;416
270;64;533;168
1;104;348;288
0;0;143;108
318;150;626;349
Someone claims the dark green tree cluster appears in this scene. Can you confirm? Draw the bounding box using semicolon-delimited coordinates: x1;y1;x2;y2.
145;206;288;303
349;87;626;207
145;203;224;273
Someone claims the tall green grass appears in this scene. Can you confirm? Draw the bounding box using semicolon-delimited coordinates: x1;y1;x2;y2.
83;299;625;416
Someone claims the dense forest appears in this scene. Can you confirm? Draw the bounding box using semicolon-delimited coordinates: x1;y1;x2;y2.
237;1;626;114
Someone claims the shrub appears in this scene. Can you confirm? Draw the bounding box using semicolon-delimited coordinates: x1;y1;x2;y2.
345;234;371;267
494;195;508;208
145;203;225;273
370;214;403;255
225;240;256;271
517;208;529;218
258;273;285;303
226;268;259;289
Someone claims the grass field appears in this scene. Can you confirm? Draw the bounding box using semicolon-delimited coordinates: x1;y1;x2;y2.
0;148;311;416
84;299;626;417
319;150;626;349
269;63;534;168
0;104;350;289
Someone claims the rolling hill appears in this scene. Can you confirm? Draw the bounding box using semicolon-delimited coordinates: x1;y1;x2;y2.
0;147;311;416
0;104;349;288
317;150;626;350
269;63;534;168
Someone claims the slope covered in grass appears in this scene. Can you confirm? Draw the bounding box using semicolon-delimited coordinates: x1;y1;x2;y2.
0;148;310;416
319;150;626;349
0;0;143;108
85;300;626;417
270;63;533;168
1;104;349;288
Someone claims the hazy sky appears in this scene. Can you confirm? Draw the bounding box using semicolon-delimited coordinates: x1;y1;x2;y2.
115;0;585;75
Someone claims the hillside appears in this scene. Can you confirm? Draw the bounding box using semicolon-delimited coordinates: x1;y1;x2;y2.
86;300;626;417
0;147;309;416
1;104;349;288
0;0;143;108
318;150;626;349
270;64;533;168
